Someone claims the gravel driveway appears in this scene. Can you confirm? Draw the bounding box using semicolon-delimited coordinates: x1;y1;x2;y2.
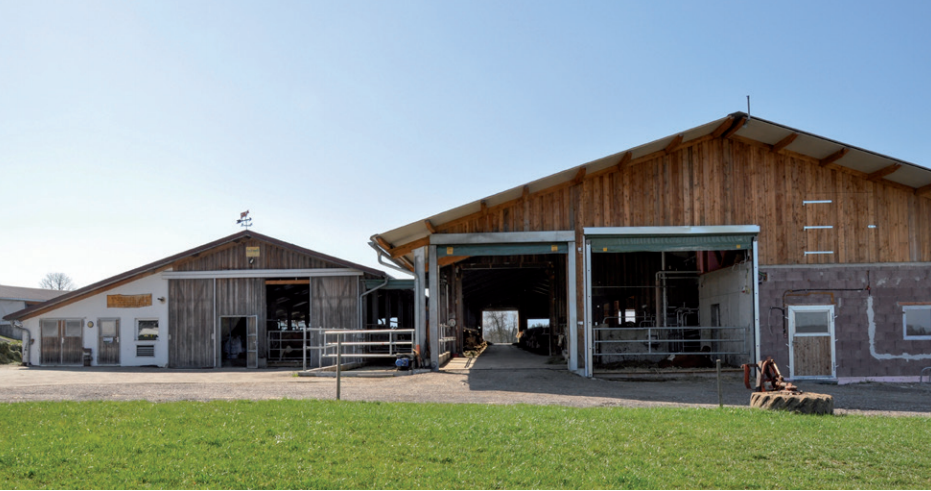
2;359;928;417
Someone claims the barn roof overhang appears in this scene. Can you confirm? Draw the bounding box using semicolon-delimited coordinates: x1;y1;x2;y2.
4;230;386;322
372;112;931;271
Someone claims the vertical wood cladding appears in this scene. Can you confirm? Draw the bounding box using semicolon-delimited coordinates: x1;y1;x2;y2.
434;137;931;265
175;239;347;271
168;279;215;368
310;276;360;366
215;278;267;367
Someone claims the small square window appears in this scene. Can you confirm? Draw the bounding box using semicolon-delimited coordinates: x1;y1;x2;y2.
903;306;931;340
137;319;159;341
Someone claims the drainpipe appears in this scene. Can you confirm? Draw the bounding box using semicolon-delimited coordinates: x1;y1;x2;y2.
13;321;28;365
368;238;412;276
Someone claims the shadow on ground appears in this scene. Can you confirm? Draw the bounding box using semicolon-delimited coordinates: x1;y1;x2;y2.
456;345;931;415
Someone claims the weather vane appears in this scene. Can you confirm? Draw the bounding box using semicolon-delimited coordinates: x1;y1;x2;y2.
237;210;253;228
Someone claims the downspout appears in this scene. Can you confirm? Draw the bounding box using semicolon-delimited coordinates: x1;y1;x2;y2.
13;320;28;365
368;238;413;276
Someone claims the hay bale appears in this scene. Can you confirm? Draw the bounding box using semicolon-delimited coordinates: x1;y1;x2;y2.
750;391;834;415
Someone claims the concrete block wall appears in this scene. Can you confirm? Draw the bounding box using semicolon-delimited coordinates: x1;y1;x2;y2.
759;264;931;383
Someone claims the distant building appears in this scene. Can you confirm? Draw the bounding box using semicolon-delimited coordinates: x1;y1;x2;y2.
4;231;412;368
0;285;65;339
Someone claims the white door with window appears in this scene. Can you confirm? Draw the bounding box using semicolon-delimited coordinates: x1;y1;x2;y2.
788;305;835;379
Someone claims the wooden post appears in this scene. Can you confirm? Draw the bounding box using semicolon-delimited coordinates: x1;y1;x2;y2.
336;337;342;401
716;359;723;408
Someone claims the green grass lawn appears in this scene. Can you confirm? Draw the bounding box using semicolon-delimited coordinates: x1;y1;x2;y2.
0;400;928;489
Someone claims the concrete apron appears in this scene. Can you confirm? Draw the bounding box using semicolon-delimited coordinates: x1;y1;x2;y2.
443;344;564;372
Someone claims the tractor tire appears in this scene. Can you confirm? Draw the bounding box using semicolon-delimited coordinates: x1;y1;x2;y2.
750;391;834;415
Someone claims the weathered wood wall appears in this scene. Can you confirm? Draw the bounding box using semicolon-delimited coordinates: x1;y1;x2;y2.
215;278;267;367
310;276;360;366
431;136;931;265
168;279;215;368
175;239;350;271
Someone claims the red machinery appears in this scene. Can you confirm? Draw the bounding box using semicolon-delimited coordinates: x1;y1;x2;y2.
742;357;800;393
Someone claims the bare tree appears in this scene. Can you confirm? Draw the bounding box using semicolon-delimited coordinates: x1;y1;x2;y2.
40;272;75;291
483;310;518;344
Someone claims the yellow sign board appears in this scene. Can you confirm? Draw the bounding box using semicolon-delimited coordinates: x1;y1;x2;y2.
246;246;261;257
107;294;152;309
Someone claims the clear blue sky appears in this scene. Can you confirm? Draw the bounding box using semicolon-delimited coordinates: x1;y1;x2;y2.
2;0;930;288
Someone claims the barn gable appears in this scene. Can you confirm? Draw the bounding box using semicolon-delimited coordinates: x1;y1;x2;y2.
370;112;931;383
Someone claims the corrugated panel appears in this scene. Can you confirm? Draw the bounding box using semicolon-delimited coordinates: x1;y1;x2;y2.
590;234;754;253
437;243;568;257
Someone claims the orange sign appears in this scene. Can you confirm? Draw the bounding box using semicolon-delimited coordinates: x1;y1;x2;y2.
107;294;152;308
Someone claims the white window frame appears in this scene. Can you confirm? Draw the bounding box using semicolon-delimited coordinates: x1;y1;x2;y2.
136;318;160;342
787;305;836;380
902;305;931;340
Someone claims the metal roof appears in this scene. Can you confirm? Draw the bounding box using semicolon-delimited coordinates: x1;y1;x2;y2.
0;285;67;303
4;230;386;321
373;112;931;266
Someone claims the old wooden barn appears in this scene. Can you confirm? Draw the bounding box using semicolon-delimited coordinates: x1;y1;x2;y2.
371;112;931;383
6;231;413;369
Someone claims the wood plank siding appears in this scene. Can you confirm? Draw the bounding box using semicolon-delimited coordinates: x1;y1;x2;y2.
427;137;931;265
168;279;215;368
216;278;267;365
175;239;351;271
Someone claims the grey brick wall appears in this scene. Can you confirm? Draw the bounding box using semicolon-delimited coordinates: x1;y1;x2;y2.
759;265;931;380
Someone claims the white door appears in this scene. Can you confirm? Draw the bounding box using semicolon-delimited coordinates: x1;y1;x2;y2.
788;305;835;379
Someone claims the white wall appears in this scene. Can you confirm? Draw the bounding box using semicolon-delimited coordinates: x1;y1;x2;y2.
22;273;169;367
698;261;754;365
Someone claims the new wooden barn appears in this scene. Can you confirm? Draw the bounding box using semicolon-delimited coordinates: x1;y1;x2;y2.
5;231;413;369
371;112;931;383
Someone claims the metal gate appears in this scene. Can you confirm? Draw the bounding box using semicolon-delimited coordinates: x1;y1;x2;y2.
40;319;83;365
247;316;258;369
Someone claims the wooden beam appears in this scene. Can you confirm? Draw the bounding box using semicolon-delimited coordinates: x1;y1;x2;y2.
721;116;746;139
265;279;309;285
867;163;902;182
388;236;431;258
916;183;931;197
664;134;684;155
616;151;632;171
770;132;798;153
522;185;530;200
437;255;469;268
374;236;393;252
423;220;437;234
819;147;849;167
480;200;488;215
573;166;587;185
710;116;735;138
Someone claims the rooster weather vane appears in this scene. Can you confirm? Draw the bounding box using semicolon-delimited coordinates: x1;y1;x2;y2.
237;210;253;228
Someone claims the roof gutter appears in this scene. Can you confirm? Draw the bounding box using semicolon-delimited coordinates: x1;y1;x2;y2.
368;237;413;275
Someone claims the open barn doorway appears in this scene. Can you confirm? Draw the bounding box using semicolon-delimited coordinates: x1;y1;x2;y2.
265;281;310;366
584;227;759;376
438;254;569;370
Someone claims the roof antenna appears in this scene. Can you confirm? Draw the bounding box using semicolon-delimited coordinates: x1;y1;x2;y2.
745;95;751;125
237;210;253;228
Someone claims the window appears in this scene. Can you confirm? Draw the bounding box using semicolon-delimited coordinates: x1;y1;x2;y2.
137;319;159;341
793;311;830;334
903;306;931;340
